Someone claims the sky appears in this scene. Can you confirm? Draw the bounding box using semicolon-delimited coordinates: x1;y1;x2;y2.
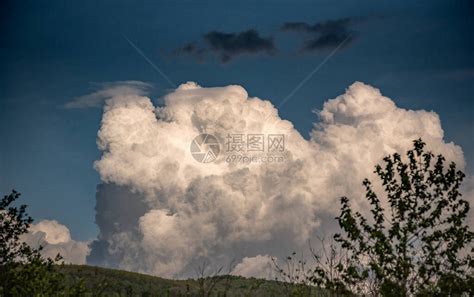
1;0;473;247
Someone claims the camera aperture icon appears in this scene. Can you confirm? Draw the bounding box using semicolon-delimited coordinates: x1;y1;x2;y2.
190;134;220;163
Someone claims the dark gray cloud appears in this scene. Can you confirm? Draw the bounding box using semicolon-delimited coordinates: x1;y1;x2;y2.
172;29;276;63
172;18;355;63
281;18;356;52
171;42;206;62
86;183;148;268
203;29;276;62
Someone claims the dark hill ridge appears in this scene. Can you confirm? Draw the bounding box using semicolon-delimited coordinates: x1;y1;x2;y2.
59;264;327;296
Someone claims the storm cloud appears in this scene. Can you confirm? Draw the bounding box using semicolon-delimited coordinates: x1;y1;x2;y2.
86;80;471;279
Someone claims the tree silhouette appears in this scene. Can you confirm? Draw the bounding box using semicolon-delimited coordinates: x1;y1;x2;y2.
0;190;84;295
330;139;473;296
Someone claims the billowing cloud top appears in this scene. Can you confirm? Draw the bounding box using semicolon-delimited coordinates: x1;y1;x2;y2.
89;81;468;278
23;220;90;264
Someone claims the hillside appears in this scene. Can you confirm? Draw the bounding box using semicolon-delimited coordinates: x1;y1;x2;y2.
59;264;327;296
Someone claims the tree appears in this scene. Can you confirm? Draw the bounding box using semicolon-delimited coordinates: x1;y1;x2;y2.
0;190;85;296
272;239;356;297
330;139;473;296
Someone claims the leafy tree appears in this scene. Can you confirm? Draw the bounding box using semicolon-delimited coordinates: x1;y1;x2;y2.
272;240;355;297
330;139;473;296
0;190;85;296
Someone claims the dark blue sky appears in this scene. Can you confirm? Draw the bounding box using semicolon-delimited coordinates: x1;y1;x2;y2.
1;0;473;240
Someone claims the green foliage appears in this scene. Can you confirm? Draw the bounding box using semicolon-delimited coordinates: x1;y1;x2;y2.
0;190;84;296
272;246;355;297
326;139;474;296
59;264;303;296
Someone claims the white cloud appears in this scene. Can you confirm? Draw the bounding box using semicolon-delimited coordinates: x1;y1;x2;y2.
64;81;152;109
231;255;274;279
88;81;470;278
24;220;90;264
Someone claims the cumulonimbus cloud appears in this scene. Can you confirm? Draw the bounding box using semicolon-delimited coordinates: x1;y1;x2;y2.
87;81;470;278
